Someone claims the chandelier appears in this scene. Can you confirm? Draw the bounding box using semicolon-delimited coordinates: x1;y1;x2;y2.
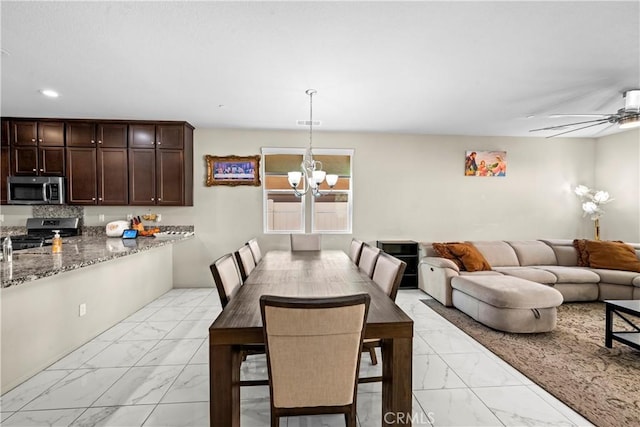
287;89;339;197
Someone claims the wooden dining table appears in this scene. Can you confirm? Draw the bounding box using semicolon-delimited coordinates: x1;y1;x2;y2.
209;250;414;426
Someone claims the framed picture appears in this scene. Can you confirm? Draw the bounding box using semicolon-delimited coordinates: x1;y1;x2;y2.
465;150;507;177
205;155;261;186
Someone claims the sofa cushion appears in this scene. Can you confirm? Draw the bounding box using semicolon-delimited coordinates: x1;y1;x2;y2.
451;275;563;309
493;267;558;284
634;276;640;287
539;239;578;266
585;240;640;273
447;243;492;272
590;269;640;286
506;240;558;266
534;266;600;284
460;271;503;276
431;242;464;270
469;241;520;267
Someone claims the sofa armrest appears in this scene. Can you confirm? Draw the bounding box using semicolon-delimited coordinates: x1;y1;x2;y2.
419;257;460;307
421;256;461;272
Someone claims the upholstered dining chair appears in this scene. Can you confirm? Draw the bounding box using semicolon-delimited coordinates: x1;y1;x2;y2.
210;253;266;384
210;253;243;309
357;244;381;278
260;294;370;427
363;252;407;365
247;238;263;264
290;233;322;251
235;244;256;282
348;238;364;264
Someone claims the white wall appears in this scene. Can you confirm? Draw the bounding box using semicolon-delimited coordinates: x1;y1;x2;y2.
4;128;639;287
595;129;640;242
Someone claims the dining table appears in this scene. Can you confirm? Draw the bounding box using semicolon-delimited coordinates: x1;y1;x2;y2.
209;249;414;426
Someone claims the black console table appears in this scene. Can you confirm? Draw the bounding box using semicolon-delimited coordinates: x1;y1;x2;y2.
376;240;419;289
605;300;640;350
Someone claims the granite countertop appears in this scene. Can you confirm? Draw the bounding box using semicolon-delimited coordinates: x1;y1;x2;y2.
0;233;194;289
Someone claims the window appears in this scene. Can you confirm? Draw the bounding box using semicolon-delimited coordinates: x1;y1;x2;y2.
262;148;353;234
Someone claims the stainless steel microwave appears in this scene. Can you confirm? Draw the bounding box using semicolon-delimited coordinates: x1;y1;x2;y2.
7;176;65;205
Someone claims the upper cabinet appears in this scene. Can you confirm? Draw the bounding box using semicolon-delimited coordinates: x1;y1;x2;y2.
128;122;193;206
1;118;193;206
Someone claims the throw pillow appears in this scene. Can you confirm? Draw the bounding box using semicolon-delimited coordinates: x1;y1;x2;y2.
572;239;590;267
432;242;464;270
585;240;640;273
447;242;492;272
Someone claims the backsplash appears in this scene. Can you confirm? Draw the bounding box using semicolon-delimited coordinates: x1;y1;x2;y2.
33;206;85;229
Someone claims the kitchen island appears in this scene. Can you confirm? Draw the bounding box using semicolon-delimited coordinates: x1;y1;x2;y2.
1;233;194;393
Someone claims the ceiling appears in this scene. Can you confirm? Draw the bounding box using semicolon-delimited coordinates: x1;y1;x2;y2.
2;1;639;138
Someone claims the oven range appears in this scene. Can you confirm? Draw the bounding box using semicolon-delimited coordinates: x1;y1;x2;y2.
1;217;80;250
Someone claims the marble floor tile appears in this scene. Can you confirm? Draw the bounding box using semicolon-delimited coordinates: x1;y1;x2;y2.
135;339;202;366
144;306;195;322
82;340;157;368
240;354;268;381
183;305;221;321
286;413;347;426
413;388;503;426
356;391;382;427
413;334;436;355
238;397;276;426
23;368;128;410
472;385;575;426
160;364;208;403
240;384;270;401
0;408;86;427
92;322;138;342
197;294;223;308
47;340;111;370
187;339;208;365
412;354;466;390
162;320;211;339
92;365;184;406
70;405;155;427
169;293;209;308
143;402;209;427
439;352;524;388
527;384;594;426
417;329;483;354
118;321;180;341
0;369;72;411
123;306;161;322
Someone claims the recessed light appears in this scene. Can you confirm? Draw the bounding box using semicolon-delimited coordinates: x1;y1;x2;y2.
39;89;59;98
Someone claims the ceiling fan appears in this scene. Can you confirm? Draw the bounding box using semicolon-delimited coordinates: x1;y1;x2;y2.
529;89;640;137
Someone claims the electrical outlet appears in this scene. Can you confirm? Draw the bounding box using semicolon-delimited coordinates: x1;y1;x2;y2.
156;214;162;222
0;214;4;222
98;214;105;222
126;214;133;221
79;303;87;317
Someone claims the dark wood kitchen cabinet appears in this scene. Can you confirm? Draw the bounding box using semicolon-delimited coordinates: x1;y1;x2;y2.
66;122;129;205
10;120;65;176
1;120;9;204
129;122;193;206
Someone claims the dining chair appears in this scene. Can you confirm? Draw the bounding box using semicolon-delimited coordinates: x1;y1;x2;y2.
260;294;370;427
210;253;267;384
357;243;381;278
290;233;322;251
348;238;364;264
235;244;256;282
247;238;263;264
210;253;243;309
363;252;407;365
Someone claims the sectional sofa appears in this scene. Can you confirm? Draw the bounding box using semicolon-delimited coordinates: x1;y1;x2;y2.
418;239;640;332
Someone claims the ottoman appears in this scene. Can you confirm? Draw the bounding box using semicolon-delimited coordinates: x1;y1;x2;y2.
451;275;564;333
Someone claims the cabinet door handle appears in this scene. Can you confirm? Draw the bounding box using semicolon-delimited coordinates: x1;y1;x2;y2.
151;197;155;201
157;141;161;145
98;140;102;144
158;198;162;201
91;140;95;144
38;138;43;143
31;138;36;142
39;169;44;172
92;197;96;201
98;197;102;201
32;168;37;172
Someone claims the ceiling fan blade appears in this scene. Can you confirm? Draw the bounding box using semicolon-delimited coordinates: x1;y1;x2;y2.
590;121;617;137
546;120;612;138
548;114;610;118
529;117;613;132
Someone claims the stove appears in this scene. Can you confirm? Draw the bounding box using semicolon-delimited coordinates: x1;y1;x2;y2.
3;217;80;250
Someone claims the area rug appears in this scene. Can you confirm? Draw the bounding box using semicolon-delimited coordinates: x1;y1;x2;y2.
421;300;640;427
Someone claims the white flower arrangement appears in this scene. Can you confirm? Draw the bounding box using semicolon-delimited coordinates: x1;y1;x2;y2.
574;185;613;220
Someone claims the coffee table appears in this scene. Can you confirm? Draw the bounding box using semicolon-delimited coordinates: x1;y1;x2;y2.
604;300;640;350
